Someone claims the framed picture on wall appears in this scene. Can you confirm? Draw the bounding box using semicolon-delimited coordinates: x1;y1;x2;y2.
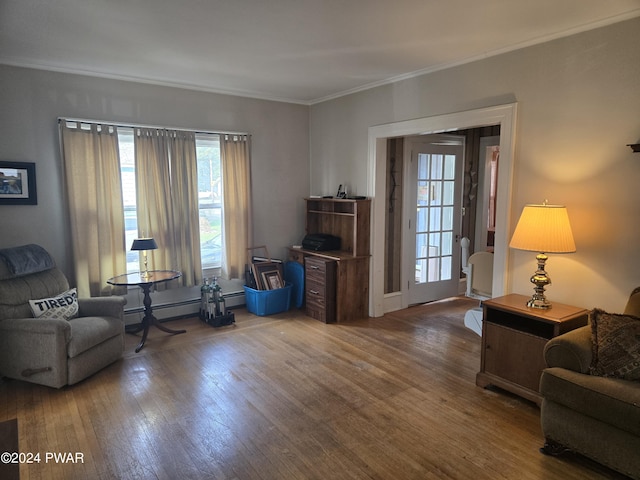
0;161;37;205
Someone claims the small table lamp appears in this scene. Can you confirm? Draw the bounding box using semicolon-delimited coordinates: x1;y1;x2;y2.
509;202;576;309
131;237;158;280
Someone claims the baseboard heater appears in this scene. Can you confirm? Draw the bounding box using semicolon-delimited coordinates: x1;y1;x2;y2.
124;290;245;326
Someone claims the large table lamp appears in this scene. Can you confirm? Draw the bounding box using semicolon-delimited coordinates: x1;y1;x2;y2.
131;237;158;280
509;202;576;309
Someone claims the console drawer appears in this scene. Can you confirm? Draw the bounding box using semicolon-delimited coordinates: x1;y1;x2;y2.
304;257;336;323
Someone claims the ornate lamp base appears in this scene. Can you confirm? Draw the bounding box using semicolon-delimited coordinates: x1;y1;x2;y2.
527;252;552;309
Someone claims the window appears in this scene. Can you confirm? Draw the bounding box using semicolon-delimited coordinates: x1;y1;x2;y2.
117;129;222;274
196;134;222;272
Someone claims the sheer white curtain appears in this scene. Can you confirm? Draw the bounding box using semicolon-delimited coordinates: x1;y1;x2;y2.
221;134;252;280
60;122;126;297
135;128;201;287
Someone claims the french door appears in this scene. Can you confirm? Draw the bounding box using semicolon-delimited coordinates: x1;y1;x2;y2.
404;135;464;305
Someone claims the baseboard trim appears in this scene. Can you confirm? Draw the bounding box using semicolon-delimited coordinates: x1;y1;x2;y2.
124;291;245;326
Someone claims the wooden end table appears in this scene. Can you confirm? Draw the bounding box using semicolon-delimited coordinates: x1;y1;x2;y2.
107;270;185;353
476;293;589;405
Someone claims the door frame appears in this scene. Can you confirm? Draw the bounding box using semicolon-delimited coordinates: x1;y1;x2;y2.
476;135;501;254
367;103;518;317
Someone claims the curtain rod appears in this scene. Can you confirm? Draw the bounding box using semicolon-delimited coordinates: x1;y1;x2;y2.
57;117;249;137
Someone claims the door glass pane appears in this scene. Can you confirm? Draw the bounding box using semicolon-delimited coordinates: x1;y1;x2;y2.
416;207;428;232
442;206;453;230
441;256;452;280
416;233;428;259
429;257;440;282
429;207;441;231
430;181;442;205
417;181;429;204
418;154;429;178
431;154;443;180
442;232;453;256
443;181;454;205
414;151;458;285
416;258;427;283
429;233;440;257
444;155;455;179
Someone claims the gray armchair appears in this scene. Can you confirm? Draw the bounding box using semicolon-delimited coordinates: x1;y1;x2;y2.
0;244;126;388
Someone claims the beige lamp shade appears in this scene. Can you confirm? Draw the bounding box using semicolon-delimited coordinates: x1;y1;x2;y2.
509;204;576;253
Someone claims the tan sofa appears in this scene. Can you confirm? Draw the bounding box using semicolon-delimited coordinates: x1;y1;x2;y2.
0;244;126;388
540;287;640;479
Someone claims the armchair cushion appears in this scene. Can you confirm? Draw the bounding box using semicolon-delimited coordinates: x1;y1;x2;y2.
540;367;640;437
29;288;78;320
78;296;126;319
589;308;640;380
67;316;123;358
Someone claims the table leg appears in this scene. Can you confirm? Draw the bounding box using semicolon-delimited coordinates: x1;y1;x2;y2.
134;283;186;353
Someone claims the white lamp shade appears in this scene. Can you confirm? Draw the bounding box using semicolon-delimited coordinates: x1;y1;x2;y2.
509;204;576;253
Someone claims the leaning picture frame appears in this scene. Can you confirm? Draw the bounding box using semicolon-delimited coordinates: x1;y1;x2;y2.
252;262;281;290
262;270;284;290
0;161;37;205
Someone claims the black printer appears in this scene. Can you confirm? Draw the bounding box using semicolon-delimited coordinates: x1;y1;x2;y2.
302;233;341;251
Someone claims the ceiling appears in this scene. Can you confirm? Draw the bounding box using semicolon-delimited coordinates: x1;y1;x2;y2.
1;0;639;105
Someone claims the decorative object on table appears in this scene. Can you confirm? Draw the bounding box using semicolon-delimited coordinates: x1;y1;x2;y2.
0;161;37;205
199;276;235;327
509;201;576;309
131;237;158;279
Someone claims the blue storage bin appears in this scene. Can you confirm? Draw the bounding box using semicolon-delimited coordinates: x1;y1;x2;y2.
244;282;292;316
284;261;304;308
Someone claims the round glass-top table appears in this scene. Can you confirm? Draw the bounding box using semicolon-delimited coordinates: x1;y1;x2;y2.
107;270;185;353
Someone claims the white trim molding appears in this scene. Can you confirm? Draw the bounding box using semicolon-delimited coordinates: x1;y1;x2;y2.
367;103;518;317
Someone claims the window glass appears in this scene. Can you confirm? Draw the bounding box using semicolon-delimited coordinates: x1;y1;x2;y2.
117;129;223;274
117;128;139;273
196;134;222;271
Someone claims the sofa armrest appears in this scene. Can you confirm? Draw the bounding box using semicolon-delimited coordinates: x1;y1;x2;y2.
543;325;592;373
77;296;126;320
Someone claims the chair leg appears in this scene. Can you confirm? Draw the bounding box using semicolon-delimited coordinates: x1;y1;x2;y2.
540;438;571;456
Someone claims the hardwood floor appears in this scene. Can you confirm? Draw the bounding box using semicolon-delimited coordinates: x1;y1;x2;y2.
0;297;627;479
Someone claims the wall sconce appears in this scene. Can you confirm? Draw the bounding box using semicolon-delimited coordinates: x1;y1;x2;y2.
509;202;576;309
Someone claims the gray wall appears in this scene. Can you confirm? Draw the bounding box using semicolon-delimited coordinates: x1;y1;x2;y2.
2;17;639;315
0;66;309;282
309;17;640;312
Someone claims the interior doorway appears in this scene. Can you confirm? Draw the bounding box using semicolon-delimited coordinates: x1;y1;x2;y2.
368;103;518;317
